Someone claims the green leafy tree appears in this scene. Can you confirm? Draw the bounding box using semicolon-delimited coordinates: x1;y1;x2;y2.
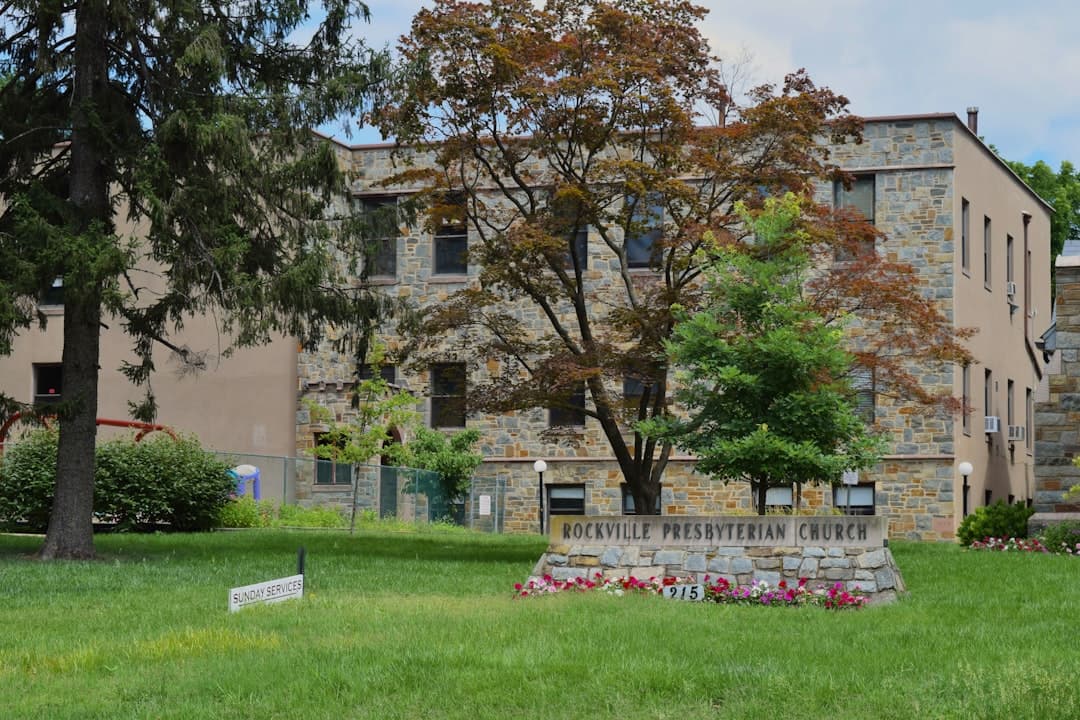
307;350;421;533
0;1;389;558
1002;158;1080;289
388;426;484;506
641;195;884;514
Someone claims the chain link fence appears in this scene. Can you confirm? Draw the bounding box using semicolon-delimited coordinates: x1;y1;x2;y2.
212;451;506;531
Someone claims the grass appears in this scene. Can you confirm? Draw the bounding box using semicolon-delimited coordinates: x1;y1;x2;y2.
2;527;1078;719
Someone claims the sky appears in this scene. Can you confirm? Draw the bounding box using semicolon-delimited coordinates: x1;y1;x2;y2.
335;0;1079;169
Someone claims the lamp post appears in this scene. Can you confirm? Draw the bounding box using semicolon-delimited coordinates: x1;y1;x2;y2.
958;461;973;517
533;459;547;535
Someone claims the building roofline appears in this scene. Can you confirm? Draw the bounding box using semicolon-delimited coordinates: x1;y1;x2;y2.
857;113;1055;214
323;112;1055;214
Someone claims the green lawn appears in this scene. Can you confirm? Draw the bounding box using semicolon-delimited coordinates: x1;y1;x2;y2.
2;527;1078;719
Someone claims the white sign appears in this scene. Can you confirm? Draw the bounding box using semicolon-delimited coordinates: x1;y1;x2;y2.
841;470;860;485
479;494;491;516
662;584;705;601
229;574;304;612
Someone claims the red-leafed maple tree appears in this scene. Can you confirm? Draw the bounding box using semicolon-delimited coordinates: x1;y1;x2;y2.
374;0;970;514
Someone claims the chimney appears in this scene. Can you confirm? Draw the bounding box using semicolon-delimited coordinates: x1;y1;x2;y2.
966;106;979;134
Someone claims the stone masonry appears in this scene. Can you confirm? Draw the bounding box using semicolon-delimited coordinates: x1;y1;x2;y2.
531;516;906;604
1035;256;1080;510
294;116;1044;541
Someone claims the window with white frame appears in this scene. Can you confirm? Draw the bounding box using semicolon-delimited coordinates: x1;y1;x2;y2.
834;484;875;515
548;485;585;515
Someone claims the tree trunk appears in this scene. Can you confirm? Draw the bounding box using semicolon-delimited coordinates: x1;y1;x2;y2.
39;298;102;560
756;481;768;516
38;0;108;560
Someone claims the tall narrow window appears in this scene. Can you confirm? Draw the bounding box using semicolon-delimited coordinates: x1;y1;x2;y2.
551;196;589;270
984;368;993;420
961;198;970;273
626;193;663;268
851;368;875;424
962;364;971;434
1026;388;1034;451
833;175;876;260
33;364;63;406
984;216;992;289
1023;213;1032;322
1006;234;1014;285
1007;379;1015;427
434;195;468;275
361;197;399;278
549;383;586;427
430;363;467;427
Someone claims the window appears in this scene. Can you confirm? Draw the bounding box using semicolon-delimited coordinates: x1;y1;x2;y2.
430;363;466;427
833;175;876;260
624;376;661;403
359;364;396;385
1026;388;1033;451
961;198;970;273
834;175;875;223
962;364;971;434
751;483;794;513
1006;234;1014;284
625;193;663;268
1007;379;1015;427
851;368;875;424
33;364;62;406
40;277;64;306
314;432;353;486
566;226;589;270
984;368;993;421
834;484;875;515
983;216;992;289
549;383;586;427
547;485;585;515
434;194;468;275
621;484;662;515
361;197;399;278
551;195;589;270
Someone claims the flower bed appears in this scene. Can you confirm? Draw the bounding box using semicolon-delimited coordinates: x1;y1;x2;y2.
969;536;1080;555
514;573;867;609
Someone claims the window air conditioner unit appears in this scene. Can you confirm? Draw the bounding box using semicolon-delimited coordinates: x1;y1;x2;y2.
984;416;1000;434
1008;425;1026;442
1006;281;1017;297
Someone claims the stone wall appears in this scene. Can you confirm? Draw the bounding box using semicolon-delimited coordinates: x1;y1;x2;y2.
531;516;905;604
293;117;985;541
1035;256;1080;509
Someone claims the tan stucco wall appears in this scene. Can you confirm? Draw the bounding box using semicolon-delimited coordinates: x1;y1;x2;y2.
952;127;1051;512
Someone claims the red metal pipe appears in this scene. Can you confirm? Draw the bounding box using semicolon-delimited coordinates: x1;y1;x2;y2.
0;412;177;456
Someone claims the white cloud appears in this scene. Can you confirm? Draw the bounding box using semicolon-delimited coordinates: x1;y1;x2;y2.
341;0;1080;165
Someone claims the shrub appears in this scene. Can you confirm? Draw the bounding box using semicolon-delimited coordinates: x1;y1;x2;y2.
956;500;1035;546
0;429;234;532
1040;520;1080;555
0;428;60;530
216;496;275;528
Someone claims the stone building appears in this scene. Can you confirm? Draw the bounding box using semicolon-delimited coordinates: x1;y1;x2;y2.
294;111;1052;540
0;112;1052;539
